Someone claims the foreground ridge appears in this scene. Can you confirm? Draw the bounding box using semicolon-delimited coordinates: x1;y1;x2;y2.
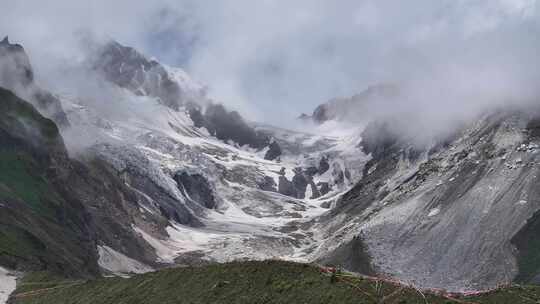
10;260;540;304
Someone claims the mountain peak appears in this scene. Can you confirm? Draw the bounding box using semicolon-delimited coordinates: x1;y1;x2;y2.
1;36;8;44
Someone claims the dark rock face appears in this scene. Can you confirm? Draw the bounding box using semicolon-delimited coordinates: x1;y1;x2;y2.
333;165;345;185
276;168;315;199
92;40;186;110
189;103;269;149
264;141;282;161
278;176;296;197
276;164;335;199
89;143;202;228
318;156;330;175
305;166;318;177
0;36;69;127
312;104;332;124
360;120;398;158
188;105;206;128
63;157;166;266
174;172;217;209
0;36;34;87
528;117;540;138
292;169;309;199
318;182;331;196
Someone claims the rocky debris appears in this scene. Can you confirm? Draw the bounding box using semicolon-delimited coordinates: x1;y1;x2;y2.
264;140;282;161
174;172;217;209
516;143;539;152
314;111;540;292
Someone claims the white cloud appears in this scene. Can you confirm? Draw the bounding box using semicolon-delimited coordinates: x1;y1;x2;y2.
1;0;539;128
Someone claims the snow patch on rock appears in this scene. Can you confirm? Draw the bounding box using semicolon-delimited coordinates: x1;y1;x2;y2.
0;267;16;304
98;245;153;276
428;208;440;217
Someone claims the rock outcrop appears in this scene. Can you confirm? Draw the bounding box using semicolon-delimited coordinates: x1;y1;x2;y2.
0;36;69;126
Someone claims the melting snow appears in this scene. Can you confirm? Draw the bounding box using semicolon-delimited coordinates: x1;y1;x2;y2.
428;208;441;217
58;71;368;268
98;245;153;276
0;267;16;304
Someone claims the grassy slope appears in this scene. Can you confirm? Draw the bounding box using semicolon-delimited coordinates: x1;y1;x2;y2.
11;260;540;304
0;151;61;215
512;207;540;283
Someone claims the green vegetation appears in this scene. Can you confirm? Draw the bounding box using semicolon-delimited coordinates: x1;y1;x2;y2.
10;260;540;304
511;208;540;283
0;226;46;263
0;151;61;215
0;87;60;141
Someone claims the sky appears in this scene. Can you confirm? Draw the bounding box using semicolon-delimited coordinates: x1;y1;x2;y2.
1;0;540;125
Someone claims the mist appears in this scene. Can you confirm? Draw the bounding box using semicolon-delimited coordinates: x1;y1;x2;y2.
1;0;540;140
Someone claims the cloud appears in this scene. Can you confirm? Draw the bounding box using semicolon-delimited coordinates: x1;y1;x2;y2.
1;0;540;130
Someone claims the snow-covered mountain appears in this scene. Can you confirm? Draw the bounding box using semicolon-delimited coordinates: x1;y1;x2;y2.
2;35;540;297
0;37;365;282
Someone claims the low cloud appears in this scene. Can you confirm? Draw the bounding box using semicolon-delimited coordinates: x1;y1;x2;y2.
1;0;540;134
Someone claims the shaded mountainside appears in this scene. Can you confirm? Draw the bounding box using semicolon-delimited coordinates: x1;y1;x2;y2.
0;87;174;278
11;260;540;304
0;87;97;278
